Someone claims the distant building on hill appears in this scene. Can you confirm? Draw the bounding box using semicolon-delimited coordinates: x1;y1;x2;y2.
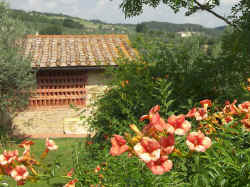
177;31;200;37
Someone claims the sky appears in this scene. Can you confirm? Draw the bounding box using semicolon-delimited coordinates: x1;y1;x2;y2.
7;0;237;28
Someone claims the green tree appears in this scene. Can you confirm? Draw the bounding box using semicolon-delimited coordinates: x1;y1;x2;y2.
135;22;148;33
120;0;250;99
223;0;250;56
120;0;236;27
63;18;84;29
39;25;63;35
0;2;35;115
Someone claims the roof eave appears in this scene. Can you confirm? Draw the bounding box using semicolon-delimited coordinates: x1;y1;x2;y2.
33;65;118;71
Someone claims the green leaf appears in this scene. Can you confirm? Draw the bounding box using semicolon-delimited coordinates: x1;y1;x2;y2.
193;174;200;187
219;178;226;187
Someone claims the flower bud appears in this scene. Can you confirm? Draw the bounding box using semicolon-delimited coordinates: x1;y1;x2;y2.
130;124;143;136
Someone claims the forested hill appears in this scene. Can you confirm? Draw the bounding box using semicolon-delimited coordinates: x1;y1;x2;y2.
140;21;226;35
8;9;226;36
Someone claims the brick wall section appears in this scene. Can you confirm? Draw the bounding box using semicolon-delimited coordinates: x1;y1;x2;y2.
13;69;110;136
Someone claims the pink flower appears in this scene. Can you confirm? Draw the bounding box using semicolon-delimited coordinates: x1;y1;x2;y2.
200;99;212;110
3;165;13;175
186;108;197;118
241;114;250;132
10;165;29;182
140;105;168;132
167;114;191;135
45;138;58;151
66;168;74;177
223;100;238;115
133;137;161;163
186;131;212;152
222;116;234;125
238;101;250;113
159;134;175;155
110;135;129;156
64;179;78;187
241;119;250;131
194;108;208;121
146;155;173;175
186;107;208;121
0;150;18;166
19;140;34;156
17;180;25;186
19;140;34;149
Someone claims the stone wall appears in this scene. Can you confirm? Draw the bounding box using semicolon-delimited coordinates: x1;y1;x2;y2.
13;69;111;136
85;69;110;104
13;107;82;135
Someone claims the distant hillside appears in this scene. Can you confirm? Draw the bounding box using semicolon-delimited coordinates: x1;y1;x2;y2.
8;9;133;35
8;9;225;36
140;21;226;36
214;26;227;31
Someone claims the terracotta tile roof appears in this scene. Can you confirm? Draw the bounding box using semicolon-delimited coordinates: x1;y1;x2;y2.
24;34;137;68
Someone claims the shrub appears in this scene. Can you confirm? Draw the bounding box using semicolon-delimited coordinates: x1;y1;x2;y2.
107;100;250;186
131;33;249;109
0;4;35;147
39;25;63;35
136;23;148;33
74;100;250;186
86;33;249;142
73;138;179;187
63;18;84;29
87;58;174;141
0;2;35;129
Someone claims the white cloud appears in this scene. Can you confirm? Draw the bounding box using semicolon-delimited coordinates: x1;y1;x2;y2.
59;0;78;5
44;1;57;9
221;0;236;6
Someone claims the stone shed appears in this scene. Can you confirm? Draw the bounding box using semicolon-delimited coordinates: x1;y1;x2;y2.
13;34;137;137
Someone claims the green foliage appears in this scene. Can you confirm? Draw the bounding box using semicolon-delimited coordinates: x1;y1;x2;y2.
131;33;249;111
179;123;249;187
77;1;249;186
87;58;174;140
136;23;148;33
121;0;216;17
224;0;250;58
63;18;85;29
219;0;250;101
74;139;178;187
85;30;248;145
120;0;234;28
168;107;250;187
1;138;82;187
0;3;35;114
201;132;250;187
74;107;250;186
39;25;63;35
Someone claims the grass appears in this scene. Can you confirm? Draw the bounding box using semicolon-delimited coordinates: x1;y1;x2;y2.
1;138;83;187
